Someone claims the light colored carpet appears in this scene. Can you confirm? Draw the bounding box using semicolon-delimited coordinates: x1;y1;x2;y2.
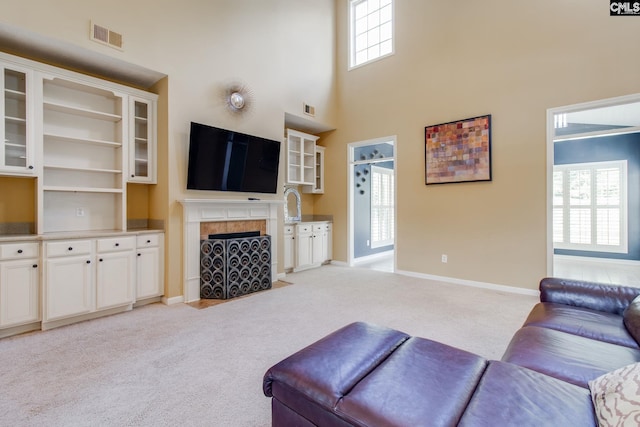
0;265;538;426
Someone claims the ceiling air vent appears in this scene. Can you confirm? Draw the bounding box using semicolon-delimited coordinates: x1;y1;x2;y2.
90;21;123;50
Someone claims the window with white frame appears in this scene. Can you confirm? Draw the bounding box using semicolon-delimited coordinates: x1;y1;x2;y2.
371;165;394;248
349;0;394;69
553;160;628;253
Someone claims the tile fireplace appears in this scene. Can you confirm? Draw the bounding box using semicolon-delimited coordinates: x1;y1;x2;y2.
180;199;282;302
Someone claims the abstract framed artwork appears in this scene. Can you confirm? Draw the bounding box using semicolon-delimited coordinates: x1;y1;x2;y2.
424;114;492;185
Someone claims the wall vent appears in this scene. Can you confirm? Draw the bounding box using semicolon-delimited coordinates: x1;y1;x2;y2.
90;21;124;50
303;103;316;117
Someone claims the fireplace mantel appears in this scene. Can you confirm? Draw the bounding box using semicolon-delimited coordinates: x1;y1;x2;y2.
179;199;283;302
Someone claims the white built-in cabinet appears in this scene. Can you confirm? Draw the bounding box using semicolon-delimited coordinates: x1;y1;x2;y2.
285;129;325;193
0;242;39;330
286;222;332;272
0;52;163;337
135;233;164;301
129;97;156;183
42;233;162;328
303;146;325;194
0;52;158;234
1;63;35;175
44;239;94;322
283;225;295;271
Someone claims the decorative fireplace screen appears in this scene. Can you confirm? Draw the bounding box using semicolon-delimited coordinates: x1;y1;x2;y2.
200;234;272;299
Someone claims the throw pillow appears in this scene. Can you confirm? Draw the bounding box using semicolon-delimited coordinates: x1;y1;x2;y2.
589;362;640;427
623;295;640;344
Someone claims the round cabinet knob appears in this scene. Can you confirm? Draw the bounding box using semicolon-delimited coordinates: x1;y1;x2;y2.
28;165;34;170
131;174;135;178
32;264;37;268
86;260;91;264
68;247;73;251
146;240;151;244
115;243;120;247
17;249;23;254
137;253;141;257
99;258;104;262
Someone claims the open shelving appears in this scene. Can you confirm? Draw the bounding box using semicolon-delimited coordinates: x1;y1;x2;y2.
40;76;126;233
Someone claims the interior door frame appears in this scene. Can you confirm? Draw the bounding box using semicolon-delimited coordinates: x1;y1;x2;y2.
347;135;397;267
546;93;640;277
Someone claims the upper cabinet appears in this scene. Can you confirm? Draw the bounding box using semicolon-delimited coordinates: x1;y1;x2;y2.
303;145;325;194
286;129;325;194
0;52;158;234
128;97;156;183
286;129;318;186
0;62;35;175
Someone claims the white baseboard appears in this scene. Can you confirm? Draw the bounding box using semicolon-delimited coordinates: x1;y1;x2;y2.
276;272;287;281
353;250;394;265
329;260;348;267
395;269;540;297
554;254;640;266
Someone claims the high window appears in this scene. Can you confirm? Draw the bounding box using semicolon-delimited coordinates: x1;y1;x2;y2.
370;165;394;248
349;0;394;69
553;160;628;253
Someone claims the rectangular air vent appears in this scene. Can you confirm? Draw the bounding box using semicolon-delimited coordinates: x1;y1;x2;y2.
303;103;315;117
90;21;124;50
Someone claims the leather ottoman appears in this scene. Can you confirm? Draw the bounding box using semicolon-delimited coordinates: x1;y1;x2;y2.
263;322;488;427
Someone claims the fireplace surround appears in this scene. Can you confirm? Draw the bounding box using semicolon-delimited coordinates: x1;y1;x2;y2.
180;199;282;302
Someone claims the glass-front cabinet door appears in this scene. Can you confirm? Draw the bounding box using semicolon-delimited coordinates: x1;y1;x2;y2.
0;63;34;175
128;97;156;183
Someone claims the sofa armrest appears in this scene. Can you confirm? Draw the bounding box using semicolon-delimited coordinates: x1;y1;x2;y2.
539;277;640;315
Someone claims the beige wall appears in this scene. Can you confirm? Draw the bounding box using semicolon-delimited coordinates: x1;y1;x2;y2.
314;0;640;290
2;0;337;299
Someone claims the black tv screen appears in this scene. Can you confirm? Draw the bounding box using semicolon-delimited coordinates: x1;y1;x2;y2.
187;122;281;194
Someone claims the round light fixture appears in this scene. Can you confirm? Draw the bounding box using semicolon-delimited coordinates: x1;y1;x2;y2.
229;91;245;111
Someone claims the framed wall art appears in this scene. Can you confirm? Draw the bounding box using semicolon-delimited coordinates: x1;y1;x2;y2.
424;114;492;185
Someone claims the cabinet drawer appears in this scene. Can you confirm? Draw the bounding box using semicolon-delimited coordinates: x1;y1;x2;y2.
0;242;39;260
297;224;312;234
284;225;294;234
313;223;325;232
97;236;136;253
136;234;160;248
46;240;92;257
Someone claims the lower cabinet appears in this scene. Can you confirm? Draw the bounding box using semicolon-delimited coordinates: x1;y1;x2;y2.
95;237;136;311
44;243;94;321
283;225;295;271
0;242;40;329
42;232;163;327
135;233;164;300
292;222;332;272
0;231;164;336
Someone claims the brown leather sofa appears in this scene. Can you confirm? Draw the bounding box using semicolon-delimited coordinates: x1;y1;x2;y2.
263;277;640;426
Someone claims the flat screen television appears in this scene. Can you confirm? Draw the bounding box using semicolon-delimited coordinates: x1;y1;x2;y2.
186;122;281;194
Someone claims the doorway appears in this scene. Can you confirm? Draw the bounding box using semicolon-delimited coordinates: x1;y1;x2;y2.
348;136;396;270
547;94;640;285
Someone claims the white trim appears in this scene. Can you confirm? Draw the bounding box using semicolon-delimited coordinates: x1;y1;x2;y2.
352;250;393;265
348;0;395;70
547;92;640;277
396;269;540;297
178;199;283;303
347;136;396;267
554;254;640;266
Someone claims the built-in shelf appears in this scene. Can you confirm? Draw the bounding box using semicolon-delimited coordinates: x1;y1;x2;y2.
5;115;26;124
5;89;25;99
43;133;122;148
43;186;123;194
43;101;122;122
43;164;122;174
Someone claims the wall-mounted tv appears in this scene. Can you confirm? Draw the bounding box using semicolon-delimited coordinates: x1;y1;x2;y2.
187;122;281;194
